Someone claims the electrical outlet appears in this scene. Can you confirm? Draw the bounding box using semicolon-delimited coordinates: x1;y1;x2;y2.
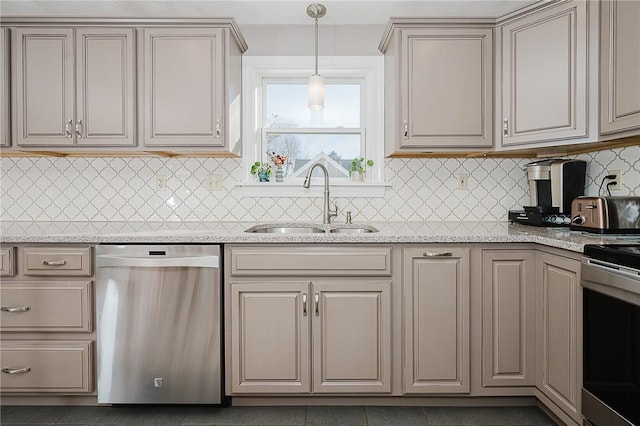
156;175;167;191
607;170;622;190
457;173;469;190
206;174;223;191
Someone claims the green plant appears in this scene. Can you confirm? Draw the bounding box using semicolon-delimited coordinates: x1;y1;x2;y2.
250;162;273;175
351;157;374;173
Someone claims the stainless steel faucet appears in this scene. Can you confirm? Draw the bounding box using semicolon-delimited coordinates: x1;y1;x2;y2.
303;162;338;224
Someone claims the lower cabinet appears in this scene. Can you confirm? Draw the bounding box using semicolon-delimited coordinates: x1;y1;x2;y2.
403;247;470;393
0;340;93;393
481;250;535;387
536;252;582;423
230;279;391;394
0;245;95;396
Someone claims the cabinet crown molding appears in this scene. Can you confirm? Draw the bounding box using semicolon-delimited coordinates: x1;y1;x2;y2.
0;17;248;52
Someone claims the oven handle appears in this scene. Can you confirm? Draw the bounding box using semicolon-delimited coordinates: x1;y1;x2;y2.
586;259;640;281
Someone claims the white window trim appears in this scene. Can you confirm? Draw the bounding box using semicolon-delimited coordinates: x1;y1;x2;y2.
236;56;389;198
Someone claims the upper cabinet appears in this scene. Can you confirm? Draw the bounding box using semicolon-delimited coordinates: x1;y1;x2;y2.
139;27;242;152
3;19;247;153
1;28;9;147
599;0;640;135
379;23;493;155
12;27;135;147
500;1;587;147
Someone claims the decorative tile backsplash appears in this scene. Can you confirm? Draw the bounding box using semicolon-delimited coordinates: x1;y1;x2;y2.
1;146;638;222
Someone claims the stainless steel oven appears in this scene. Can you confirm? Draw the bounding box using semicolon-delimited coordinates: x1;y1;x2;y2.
582;245;640;426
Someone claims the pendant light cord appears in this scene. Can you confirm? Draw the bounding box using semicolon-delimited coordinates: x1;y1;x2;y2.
314;17;319;75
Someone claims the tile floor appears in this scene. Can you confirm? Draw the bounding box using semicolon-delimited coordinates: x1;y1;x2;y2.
0;405;559;425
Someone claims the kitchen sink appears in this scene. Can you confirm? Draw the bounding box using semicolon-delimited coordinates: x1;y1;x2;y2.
245;225;326;233
245;224;379;234
329;227;377;233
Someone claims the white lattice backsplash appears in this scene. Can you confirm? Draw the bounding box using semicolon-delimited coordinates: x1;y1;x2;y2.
1;146;638;222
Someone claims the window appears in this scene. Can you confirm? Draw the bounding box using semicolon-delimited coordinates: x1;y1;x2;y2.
241;56;386;197
265;82;362;180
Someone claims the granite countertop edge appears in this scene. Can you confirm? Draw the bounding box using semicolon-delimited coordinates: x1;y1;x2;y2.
2;221;635;253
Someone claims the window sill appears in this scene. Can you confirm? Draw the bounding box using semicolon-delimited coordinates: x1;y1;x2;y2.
235;181;391;198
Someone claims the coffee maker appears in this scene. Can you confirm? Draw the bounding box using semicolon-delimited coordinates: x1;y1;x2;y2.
509;159;587;226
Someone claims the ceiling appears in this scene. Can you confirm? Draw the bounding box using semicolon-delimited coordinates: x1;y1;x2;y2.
0;0;542;25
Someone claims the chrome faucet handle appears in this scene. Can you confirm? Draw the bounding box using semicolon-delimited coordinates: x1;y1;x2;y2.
328;202;338;223
346;211;352;224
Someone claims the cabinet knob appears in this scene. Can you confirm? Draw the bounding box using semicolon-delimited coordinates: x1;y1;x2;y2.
315;293;319;316
503;118;508;137
75;119;83;138
215;119;221;138
403;120;408;138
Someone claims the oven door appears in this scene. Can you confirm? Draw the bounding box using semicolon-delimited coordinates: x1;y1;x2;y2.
582;259;640;426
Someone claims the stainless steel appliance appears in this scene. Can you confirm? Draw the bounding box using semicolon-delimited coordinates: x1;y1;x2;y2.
508;159;586;226
571;196;640;234
582;244;640;426
96;245;221;404
526;159;586;214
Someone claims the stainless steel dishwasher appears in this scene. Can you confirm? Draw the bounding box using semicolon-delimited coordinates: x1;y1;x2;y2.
95;245;221;404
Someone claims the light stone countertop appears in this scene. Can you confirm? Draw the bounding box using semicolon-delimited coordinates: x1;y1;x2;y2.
2;221;639;253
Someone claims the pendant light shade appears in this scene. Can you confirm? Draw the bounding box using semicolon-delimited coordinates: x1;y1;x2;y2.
308;74;325;110
307;3;326;110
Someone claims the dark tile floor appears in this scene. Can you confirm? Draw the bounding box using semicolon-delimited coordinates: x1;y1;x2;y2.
0;405;559;426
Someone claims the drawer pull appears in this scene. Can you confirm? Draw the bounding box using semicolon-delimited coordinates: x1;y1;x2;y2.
315;293;320;316
1;306;30;313
423;252;453;257
42;260;67;266
1;367;31;375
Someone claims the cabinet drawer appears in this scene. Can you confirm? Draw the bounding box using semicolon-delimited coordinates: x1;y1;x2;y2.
1;247;15;277
0;281;92;332
0;341;93;393
22;247;92;276
230;246;392;276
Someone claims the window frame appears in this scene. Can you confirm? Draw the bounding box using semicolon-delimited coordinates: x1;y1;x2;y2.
238;56;387;197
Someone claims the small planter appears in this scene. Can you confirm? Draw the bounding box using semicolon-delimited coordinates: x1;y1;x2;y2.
258;171;271;182
350;171;365;182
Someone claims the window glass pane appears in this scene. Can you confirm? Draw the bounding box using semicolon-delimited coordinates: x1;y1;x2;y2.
266;83;361;128
266;133;361;178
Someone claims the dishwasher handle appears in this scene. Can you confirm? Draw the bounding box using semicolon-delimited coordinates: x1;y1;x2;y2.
97;255;219;269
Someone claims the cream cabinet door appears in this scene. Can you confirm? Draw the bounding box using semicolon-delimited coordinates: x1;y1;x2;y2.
482;250;535;387
403;247;470;393
230;281;310;394
536;252;582;423
311;281;391;393
600;0;640;135
1;28;9;146
400;28;493;148
13;28;75;146
141;27;224;147
76;28;135;146
501;1;587;146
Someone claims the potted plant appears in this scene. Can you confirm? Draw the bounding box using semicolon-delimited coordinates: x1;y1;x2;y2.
350;158;374;181
250;162;273;182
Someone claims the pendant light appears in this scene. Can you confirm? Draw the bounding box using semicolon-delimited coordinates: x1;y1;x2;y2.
307;3;326;110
